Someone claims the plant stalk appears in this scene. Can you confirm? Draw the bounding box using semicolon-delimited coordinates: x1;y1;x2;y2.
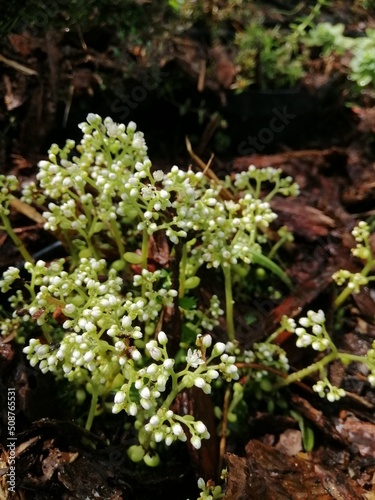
222;263;235;341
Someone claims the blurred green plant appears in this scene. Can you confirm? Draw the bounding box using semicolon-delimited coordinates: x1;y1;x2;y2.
234;23;305;90
302;22;354;55
233;0;329;90
349;29;375;88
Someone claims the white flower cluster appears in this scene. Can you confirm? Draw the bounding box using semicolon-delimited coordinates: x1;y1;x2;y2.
352;220;370;248
181;165;298;270
133;269;177;310
16;114;299;304
19;257;180;341
232;165;300;198
21;116;149;256
332;269;369;293
183;295;224;334
0;267;20;293
14;257;178;404
313;379;346;402
294;310;332;351
242;342;290;383
112;333;238;454
333;221;373;290
285;309;375;399
0;174;18;216
0;315;26;340
12;247;239;463
23;333;119;383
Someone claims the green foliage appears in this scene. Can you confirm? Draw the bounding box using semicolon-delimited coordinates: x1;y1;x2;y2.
303;23;375;90
290;410;315;452
302;22;354;55
234;23;305;90
233;1;375;92
233;0;328;90
349;29;375;88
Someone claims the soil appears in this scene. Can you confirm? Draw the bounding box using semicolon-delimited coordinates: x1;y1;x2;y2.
1;2;375;499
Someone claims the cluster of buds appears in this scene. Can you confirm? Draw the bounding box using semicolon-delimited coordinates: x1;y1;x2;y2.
313;379;346;402
294;310;331;351
0;174;18;217
112;332;239;465
333;221;374;295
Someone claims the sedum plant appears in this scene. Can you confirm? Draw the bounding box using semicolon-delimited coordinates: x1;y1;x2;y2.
0;114;297;467
211;220;375;452
240;221;375;405
2;114;374;479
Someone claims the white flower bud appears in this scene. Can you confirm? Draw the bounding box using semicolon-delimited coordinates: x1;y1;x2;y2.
190;436;202;450
312;324;323;335
299;318;310;327
64;303;76;314
212;342;226;356
83;351;95;363
149;415;160;426
141;400;152;410
163;359;174;370
172;423;183;436
154;431;163;442
194;377;206;389
195;421;207;434
202;335;212;348
140;387;150;399
158;331;168;345
128;403;137;416
165;436;174;446
131;349;142;361
114;391;125;404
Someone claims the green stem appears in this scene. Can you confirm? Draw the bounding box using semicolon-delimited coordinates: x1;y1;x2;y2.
264;179;280;203
160;359;209;411
41;324;53;343
85;386;99;431
76;227;100;259
338;352;373;365
289;0;326;42
268;235;286;260
24;269;53;343
179;243;188;298
108;220;125;258
275;350;337;388
222;263;235;341
1;215;34;263
266;326;284;344
141;228;149;296
161;380;186;411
